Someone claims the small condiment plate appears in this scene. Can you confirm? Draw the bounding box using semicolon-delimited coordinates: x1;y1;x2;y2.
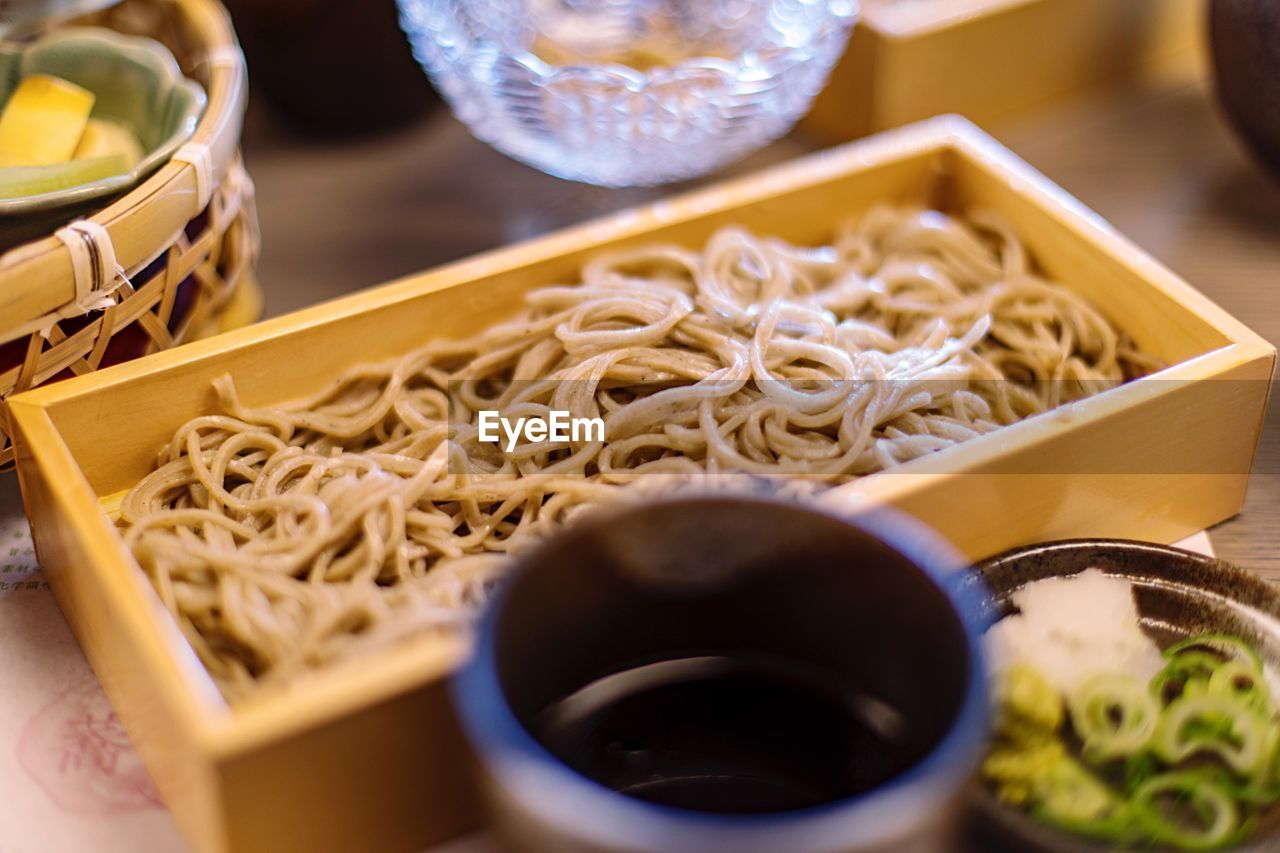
0;26;206;245
968;538;1280;852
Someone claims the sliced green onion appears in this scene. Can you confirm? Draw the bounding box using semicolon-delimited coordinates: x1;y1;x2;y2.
1124;751;1161;794
1153;693;1270;778
1153;650;1222;703
1166;634;1264;673
1233;722;1280;805
1068;671;1159;761
1130;772;1241;851
1208;659;1272;716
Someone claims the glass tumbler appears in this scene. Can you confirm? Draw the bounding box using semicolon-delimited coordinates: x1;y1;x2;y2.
398;0;858;186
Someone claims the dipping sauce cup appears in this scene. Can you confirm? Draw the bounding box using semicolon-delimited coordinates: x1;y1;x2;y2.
451;496;990;852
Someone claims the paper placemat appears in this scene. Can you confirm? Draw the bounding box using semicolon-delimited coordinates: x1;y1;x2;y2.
0;481;183;852
0;477;1217;852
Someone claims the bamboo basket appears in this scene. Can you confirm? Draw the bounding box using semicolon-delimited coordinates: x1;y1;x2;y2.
0;0;259;468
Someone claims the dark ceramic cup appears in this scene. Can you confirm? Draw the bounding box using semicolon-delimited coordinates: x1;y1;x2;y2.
971;538;1280;852
451;496;990;852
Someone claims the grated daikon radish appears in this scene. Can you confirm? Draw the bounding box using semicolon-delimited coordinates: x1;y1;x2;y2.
984;568;1165;693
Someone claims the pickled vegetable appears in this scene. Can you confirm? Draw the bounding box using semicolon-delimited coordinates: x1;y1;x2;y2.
0;74;94;167
0;155;129;199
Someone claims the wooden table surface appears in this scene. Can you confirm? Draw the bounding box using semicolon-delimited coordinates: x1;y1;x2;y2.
240;71;1280;578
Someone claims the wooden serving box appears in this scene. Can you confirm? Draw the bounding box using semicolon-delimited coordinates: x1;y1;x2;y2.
6;117;1273;853
804;0;1204;141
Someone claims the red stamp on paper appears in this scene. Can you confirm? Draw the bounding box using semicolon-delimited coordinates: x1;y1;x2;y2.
17;677;163;816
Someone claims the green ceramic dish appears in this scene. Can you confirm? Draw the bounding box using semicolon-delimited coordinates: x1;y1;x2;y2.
0;26;205;245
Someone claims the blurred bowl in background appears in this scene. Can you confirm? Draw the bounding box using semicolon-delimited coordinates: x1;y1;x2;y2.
224;0;437;135
398;0;858;186
1210;0;1280;176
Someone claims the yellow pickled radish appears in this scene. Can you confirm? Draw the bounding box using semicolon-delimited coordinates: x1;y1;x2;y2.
74;118;143;168
0;74;95;167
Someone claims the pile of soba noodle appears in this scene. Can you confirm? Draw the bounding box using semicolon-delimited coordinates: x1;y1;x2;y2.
120;205;1158;702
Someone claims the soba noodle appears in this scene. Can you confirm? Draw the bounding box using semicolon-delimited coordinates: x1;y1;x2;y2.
120;205;1159;702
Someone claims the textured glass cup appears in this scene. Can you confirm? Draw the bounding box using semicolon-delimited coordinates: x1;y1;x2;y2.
398;0;858;186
